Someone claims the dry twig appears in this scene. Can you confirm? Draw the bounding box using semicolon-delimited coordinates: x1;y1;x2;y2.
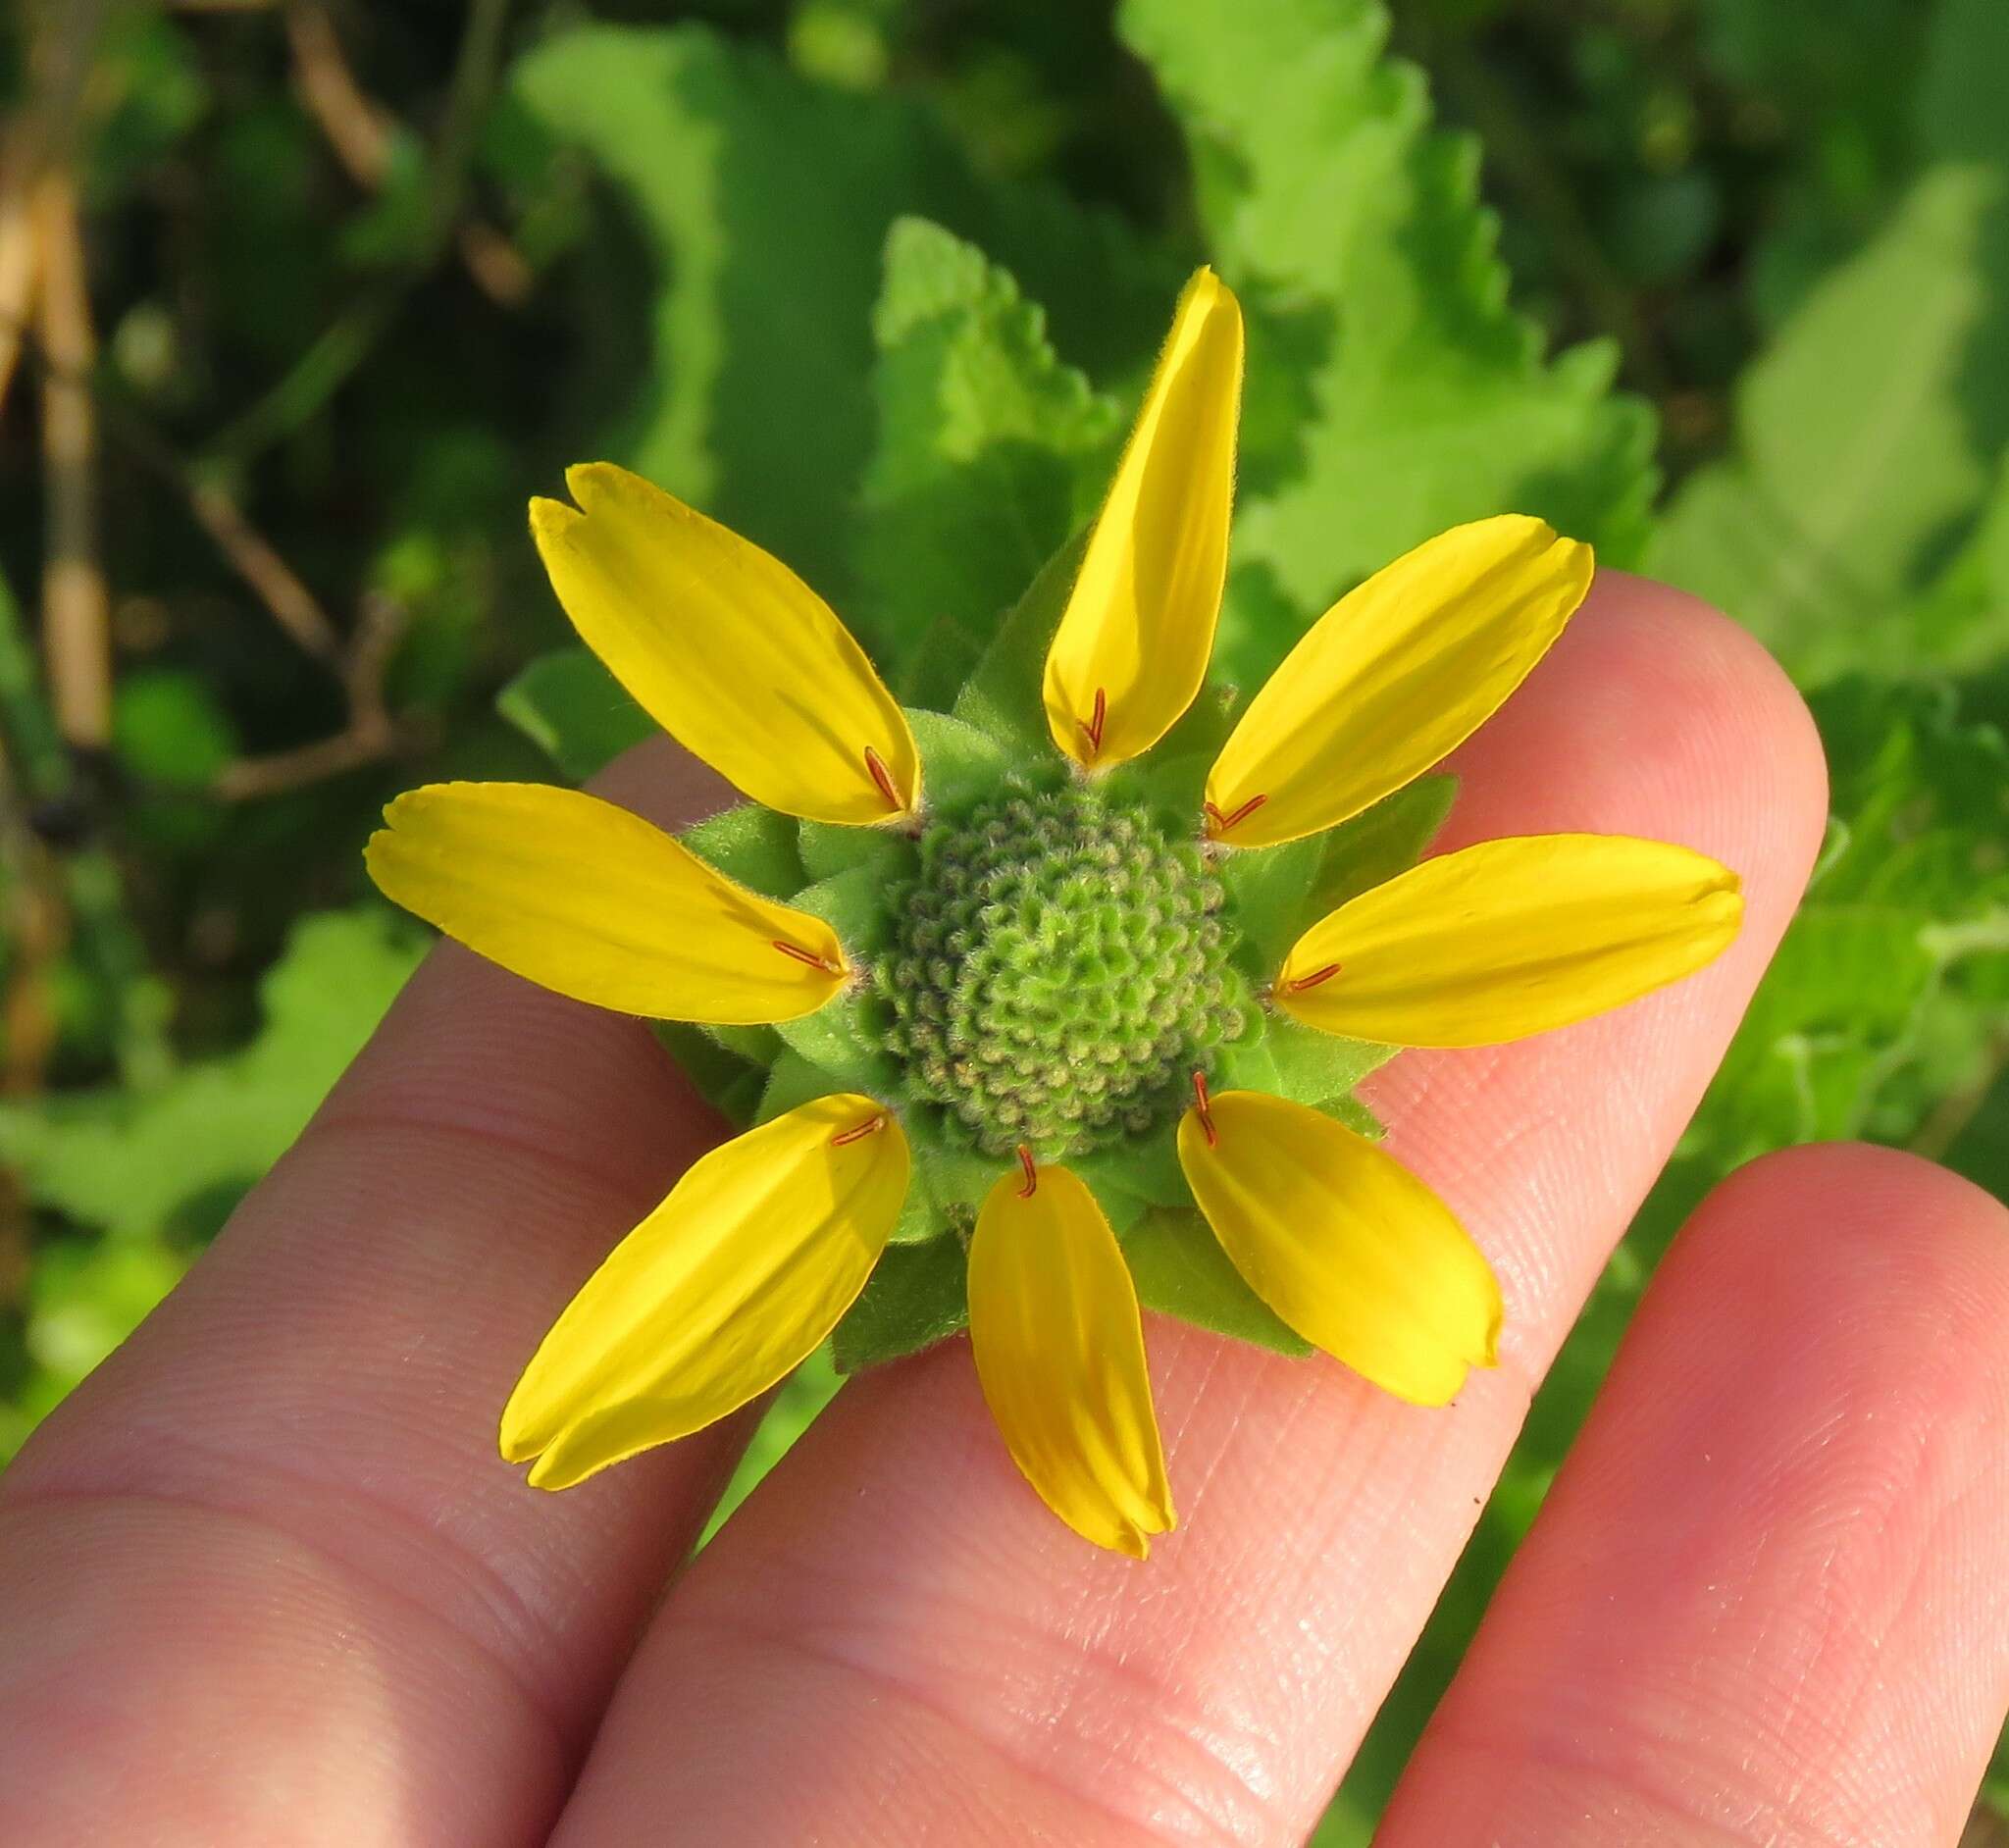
33;168;110;751
212;591;420;799
0;131;41;416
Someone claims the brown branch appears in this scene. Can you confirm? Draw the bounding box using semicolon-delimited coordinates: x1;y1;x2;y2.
454;219;532;309
0;131;41;417
212;591;422;800
285;0;532;309
0;297;350;668
1;848;65;1094
0;581;73;1104
286;1;392;189
185;480;344;664
211;724;400;799
8;297;406;800
33;167;110;750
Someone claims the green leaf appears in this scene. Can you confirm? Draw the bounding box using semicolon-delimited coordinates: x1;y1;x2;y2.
1213;1030;1281;1095
1310;776;1459;912
898;613;988;712
1685;680;2009;1165
1120;0;1657;685
831;1234;970;1372
1124;1206;1312;1358
796;819;916;884
680;803;805;899
1897;456;2009;676
0;908;424;1241
901;1107;1009;1222
1650;0;2009;685
1648;163;2009;681
496;646;654;783
112;669;239;788
1263;1016;1398;1109
1218;834;1327;974
511;25;1168;617
1102;684;1242;823
770;998;896;1098
891;1187;946;1247
1319;1091;1385;1141
754;1050;845;1124
1072;1120;1190;1210
651;1023;765;1130
768;868;900;1089
5;1238;192;1457
857;221;1120;680
696;1347;844;1545
904;705;1013;814
788;865;896;958
951;525;1087;758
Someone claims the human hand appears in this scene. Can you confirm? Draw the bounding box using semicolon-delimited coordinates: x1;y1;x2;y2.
2;574;2005;1847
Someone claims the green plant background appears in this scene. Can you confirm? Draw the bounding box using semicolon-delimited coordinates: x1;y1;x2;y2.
1;0;2005;1835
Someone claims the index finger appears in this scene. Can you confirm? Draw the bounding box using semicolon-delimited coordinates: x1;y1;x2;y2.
0;746;742;1844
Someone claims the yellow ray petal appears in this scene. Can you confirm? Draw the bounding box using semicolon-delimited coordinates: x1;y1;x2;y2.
1178;1088;1500;1406
1043;269;1244;771
1205;516;1593;847
366;781;848;1024
501;1095;908;1488
967;1160;1173;1557
1276;834;1742;1048
530;463;918;826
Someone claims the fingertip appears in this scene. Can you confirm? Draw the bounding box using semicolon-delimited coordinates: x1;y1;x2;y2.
591;733;739;837
1674;1141;2009;1374
1597;568;1829;844
1383;1141;2009;1848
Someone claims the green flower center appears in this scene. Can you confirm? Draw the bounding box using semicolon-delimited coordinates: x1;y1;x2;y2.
877;782;1247;1159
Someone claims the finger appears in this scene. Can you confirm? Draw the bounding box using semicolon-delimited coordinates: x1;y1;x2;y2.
545;575;1830;1846
0;744;744;1845
1382;1143;2009;1847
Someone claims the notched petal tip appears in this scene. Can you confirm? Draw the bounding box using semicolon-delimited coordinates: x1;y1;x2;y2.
1479;1295;1504;1370
531;459;919;826
527;492;582;541
522;1439;606;1493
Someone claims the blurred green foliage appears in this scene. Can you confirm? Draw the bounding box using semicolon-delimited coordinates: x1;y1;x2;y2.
1;0;2005;1832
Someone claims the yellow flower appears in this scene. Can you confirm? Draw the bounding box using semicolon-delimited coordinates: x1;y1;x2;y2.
367;267;1741;1558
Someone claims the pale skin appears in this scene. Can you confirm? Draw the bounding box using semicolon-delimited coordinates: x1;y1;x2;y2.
2;574;2006;1846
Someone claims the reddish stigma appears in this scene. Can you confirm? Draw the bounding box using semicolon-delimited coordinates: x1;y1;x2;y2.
863;745;903;814
1077;687;1108;759
1015;1144;1038;1198
1190;1069;1217;1147
1203;793;1267;838
773;940;844;976
830;1113;887;1148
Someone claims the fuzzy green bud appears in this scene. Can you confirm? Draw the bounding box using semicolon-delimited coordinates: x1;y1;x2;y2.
876;783;1247;1158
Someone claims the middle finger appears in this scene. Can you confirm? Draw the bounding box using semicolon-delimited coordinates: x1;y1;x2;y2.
553;577;1828;1846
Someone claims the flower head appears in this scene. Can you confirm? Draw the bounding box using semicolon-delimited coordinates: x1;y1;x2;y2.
367;268;1741;1557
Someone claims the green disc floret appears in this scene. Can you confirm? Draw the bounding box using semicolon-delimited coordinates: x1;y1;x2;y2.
877;782;1247;1159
